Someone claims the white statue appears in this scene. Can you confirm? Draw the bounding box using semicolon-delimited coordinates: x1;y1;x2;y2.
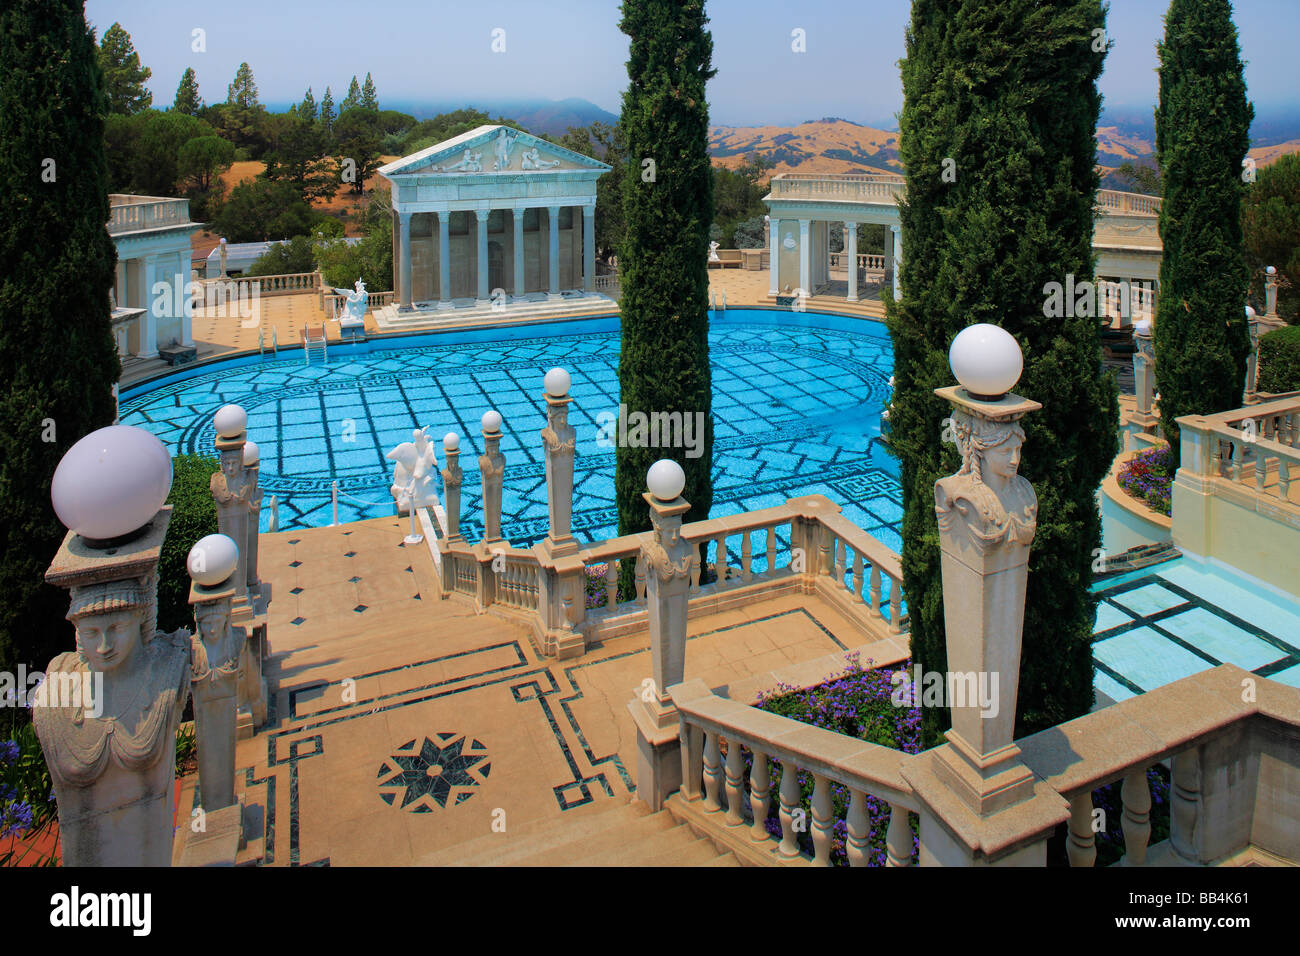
492;129;517;171
708;241;721;262
442;149;483;173
520;147;559;170
388;427;438;512
333;278;368;325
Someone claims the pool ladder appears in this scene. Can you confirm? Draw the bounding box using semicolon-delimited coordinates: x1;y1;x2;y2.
303;324;328;366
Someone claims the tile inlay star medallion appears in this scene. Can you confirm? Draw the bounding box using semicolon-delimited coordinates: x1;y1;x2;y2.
377;734;492;811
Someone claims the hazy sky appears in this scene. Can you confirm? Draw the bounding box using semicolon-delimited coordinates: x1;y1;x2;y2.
85;0;1299;127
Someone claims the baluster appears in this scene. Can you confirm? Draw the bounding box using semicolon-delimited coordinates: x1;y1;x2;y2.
818;528;833;576
702;731;722;812
885;804;912;867
853;551;864;604
766;526;776;575
1257;450;1268;493
1280;460;1291;499
1230;438;1243;482
749;751;771;843
679;723;704;801
846;788;869;867
741;533;752;583
869;565;882;619
810;773;833;866
834;537;845;587
690;552;701;590
603;561;617;609
778;761;802;858
1216;439;1229;478
724;740;745;827
713;535;727;585
1170;749;1201;863
1066;792;1096;867
1121;768;1152;866
888;581;902;634
635;554;647;604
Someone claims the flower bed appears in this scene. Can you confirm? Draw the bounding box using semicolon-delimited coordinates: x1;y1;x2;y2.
1117;444;1174;516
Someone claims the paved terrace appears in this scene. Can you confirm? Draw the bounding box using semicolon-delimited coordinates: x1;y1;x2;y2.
205;517;908;866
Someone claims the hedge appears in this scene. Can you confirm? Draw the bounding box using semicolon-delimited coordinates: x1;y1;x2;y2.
1257;324;1300;394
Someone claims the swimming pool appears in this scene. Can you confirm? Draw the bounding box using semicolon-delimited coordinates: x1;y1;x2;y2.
120;309;903;551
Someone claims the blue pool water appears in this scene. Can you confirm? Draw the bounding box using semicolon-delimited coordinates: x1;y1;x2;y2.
120;310;902;550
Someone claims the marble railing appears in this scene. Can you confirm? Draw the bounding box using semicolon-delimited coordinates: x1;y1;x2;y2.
196;272;322;307
1188;397;1300;505
671;677;919;866
324;289;395;318
769;174;906;203
594;273;620;293
107;195;192;234
828;253;887;272
1096;189;1162;217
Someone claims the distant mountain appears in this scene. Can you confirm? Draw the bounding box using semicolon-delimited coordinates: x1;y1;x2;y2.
381;97;618;138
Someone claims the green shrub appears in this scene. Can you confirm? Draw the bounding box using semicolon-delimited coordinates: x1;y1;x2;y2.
247;235;316;276
1256;324;1300;394
158;455;220;633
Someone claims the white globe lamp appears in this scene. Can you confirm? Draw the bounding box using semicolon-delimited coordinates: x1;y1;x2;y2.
481;410;502;433
544;368;571;398
187;533;239;587
1133;317;1154;337
949;324;1023;400
646;459;686;502
242;440;260;467
443;432;460;453
51;425;173;544
214;404;247;439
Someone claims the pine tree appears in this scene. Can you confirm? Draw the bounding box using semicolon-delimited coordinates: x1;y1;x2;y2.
299;86;318;123
886;0;1118;743
1154;0;1254;462
227;62;258;109
0;0;122;674
614;0;715;565
361;72;378;111
96;21;152;114
341;76;362;114
173;66;202;115
320;86;336;140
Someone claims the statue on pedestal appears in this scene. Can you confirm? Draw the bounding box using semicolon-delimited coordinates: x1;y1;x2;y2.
935;414;1037;554
333;278;368;325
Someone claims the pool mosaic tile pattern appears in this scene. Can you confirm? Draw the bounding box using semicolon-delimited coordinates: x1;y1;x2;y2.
1091;558;1300;702
119;313;900;552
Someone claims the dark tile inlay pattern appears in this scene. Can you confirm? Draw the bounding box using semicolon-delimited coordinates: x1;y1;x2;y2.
290;587;304;595
290;616;306;626
377;734;491;811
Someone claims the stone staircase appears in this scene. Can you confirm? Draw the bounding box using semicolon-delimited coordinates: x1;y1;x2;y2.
414;797;741;867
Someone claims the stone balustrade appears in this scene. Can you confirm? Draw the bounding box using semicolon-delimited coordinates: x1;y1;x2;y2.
768;174;906;203
197;272;322;302
1179;397;1300;505
324;289;396;318
107;195;192;234
1095;189;1162;217
828;252;887;273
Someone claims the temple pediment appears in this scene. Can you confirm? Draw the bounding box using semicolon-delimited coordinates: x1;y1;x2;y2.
379;125;610;178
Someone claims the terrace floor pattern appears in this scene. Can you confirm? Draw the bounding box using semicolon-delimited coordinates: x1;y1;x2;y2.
204;517;909;866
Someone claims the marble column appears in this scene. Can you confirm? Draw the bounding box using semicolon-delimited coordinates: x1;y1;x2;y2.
210;413;251;616
188;556;243;814
583;206;595;293
891;225;903;300
180;249;195;346
475;208;490;306
139;254;160;358
438;211;452;309
845;221;859;302
479;413;505;545
441;437;464;544
798;219;811;295
628;476;693;810
238;442;268;732
547;205;561;300
540;376;577;558
398;212;413;311
512;207;526;298
35;509;190;866
768;216;779;295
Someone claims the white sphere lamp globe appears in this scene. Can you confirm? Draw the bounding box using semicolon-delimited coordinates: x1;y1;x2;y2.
51;425;172;543
243;440;260;467
1245;306;1256;318
214;404;247;439
481;410;503;433
1133;317;1154;336
1266;265;1277;275
646;459;686;502
544;367;571;397
949;324;1023;399
443;432;460;452
187;533;239;587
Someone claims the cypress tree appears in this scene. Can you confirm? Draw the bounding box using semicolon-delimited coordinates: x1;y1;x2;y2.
320;86;336;140
96;22;152;115
173;66;202;115
1154;0;1254;461
614;0;715;562
887;0;1118;743
0;0;122;674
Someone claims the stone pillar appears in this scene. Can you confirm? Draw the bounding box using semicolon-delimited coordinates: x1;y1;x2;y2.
768;216;779;295
219;238;228;278
438;211;452;309
845;221;859;302
180;249;195;346
539;371;577;558
1265;266;1279;318
628;470;692;811
210;407;252;617
188;550;243;814
583;205;596;293
439;434;464;599
398;211;413;311
238;441;268;733
513;207;526;298
475;208;490;306
139;254;160;359
1130;325;1159;443
900;341;1068;865
479;412;505;545
547;205;561;300
891;224;902;301
35;508;190;867
798;218;811;295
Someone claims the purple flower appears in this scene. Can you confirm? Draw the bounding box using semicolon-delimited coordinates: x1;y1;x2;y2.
0;740;18;766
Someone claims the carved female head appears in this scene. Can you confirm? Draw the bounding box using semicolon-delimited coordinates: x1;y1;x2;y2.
68;582;149;673
956;413;1027;486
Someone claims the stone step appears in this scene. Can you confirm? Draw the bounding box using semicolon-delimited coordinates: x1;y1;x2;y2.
573;823;718;867
516;807;688;867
